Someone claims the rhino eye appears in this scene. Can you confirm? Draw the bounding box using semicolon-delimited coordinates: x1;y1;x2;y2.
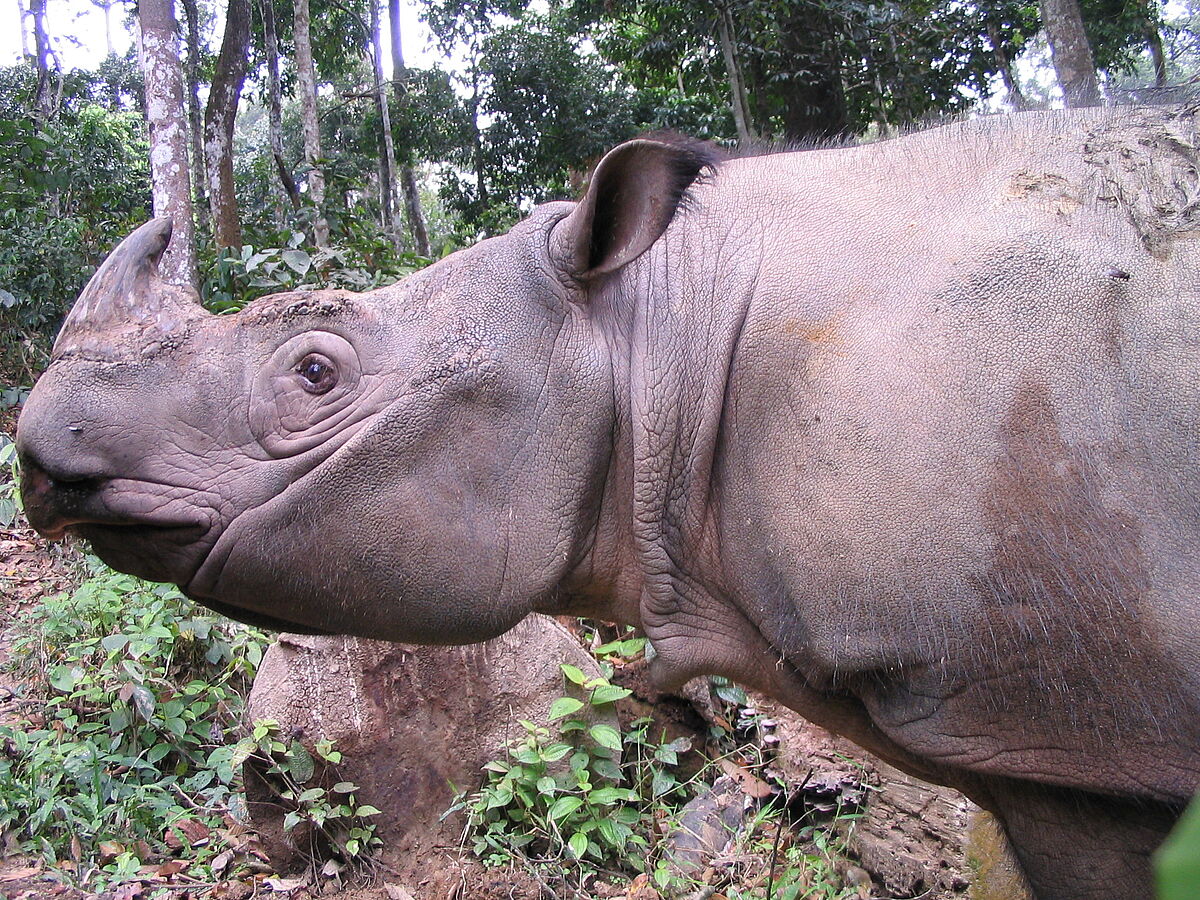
296;354;338;394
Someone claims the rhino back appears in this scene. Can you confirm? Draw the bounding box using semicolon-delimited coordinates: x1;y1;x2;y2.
659;108;1200;802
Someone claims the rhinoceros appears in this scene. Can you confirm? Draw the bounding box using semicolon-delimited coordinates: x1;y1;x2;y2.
16;105;1200;900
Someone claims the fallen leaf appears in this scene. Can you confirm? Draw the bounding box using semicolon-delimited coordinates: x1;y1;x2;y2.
319;859;342;878
0;867;41;882
212;880;254;900
177;819;212;846
264;875;309;892
717;758;774;799
626;872;660;900
382;884;415;900
155;860;188;878
210;849;235;877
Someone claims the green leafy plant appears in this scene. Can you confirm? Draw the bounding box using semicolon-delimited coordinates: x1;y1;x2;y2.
449;663;692;885
1157;793;1200;900
0;430;20;527
200;234;429;314
233;721;383;879
718;805;867;900
0;558;268;890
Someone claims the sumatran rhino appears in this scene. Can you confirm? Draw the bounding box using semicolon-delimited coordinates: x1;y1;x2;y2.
15;105;1200;899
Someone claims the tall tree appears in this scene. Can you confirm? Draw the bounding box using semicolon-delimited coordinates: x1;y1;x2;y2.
179;0;207;233
987;19;1028;110
90;0;116;56
137;0;198;287
29;0;52;124
204;0;252;248
259;0;301;213
715;2;756;143
295;0;329;246
1040;0;1101;105
17;0;30;58
370;0;399;247
1145;18;1167;86
388;0;430;256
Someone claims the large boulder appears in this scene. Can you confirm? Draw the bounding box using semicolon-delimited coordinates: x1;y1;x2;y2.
243;614;616;896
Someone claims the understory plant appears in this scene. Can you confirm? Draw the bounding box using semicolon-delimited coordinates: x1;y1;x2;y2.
200;231;430;314
234;719;383;880
448;658;693;886
0;557;269;888
452;635;871;899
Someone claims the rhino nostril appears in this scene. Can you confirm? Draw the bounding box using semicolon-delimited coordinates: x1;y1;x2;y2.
18;452;101;491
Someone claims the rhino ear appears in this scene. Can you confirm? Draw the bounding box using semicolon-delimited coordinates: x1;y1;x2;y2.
551;137;719;281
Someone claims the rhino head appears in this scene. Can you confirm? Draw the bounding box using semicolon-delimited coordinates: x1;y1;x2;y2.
16;138;717;642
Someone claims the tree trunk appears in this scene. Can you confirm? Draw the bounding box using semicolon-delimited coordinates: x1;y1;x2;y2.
470;65;486;213
1145;19;1167;87
988;21;1028;111
295;0;329;247
180;0;207;234
777;4;848;142
1039;0;1100;107
137;0;197;288
715;3;757;144
94;0;113;56
17;0;30;58
387;0;429;257
260;0;300;215
30;0;52;125
203;0;251;249
369;0;399;249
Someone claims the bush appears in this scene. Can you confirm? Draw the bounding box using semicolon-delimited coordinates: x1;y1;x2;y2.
0;66;151;383
0;558;268;888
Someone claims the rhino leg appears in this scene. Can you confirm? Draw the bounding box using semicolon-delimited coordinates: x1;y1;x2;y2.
985;780;1179;900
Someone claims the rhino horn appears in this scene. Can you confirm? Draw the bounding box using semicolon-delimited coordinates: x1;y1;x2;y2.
55;217;205;355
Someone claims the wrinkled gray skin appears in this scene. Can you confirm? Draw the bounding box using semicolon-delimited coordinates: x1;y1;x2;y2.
17;106;1200;900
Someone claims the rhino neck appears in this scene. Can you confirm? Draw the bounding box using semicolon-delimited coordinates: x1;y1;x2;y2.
580;199;782;688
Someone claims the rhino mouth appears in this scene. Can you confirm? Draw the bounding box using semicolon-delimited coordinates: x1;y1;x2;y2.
22;466;224;585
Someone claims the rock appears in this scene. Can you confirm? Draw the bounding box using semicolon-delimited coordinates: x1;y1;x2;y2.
966;810;1033;900
756;697;1032;900
661;776;748;878
243;614;616;897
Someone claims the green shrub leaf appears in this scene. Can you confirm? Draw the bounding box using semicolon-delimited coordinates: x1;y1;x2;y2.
568;831;588;859
548;796;584;821
560;664;587;685
590;685;632;705
588;724;622;751
548;697;585;721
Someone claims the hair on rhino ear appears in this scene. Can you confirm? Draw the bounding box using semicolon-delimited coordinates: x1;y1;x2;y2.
552;134;722;282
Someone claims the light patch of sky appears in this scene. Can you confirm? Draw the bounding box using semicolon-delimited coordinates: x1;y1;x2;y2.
0;0;443;74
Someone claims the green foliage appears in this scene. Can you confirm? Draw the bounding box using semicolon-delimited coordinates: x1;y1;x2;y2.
1157;793;1200;900
0;428;22;528
0;64;150;384
0;559;269;889
718;807;865;900
200;232;429;312
232;721;383;876
449;663;692;883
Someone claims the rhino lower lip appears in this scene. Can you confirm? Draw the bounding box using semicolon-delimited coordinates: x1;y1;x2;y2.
24;477;220;545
